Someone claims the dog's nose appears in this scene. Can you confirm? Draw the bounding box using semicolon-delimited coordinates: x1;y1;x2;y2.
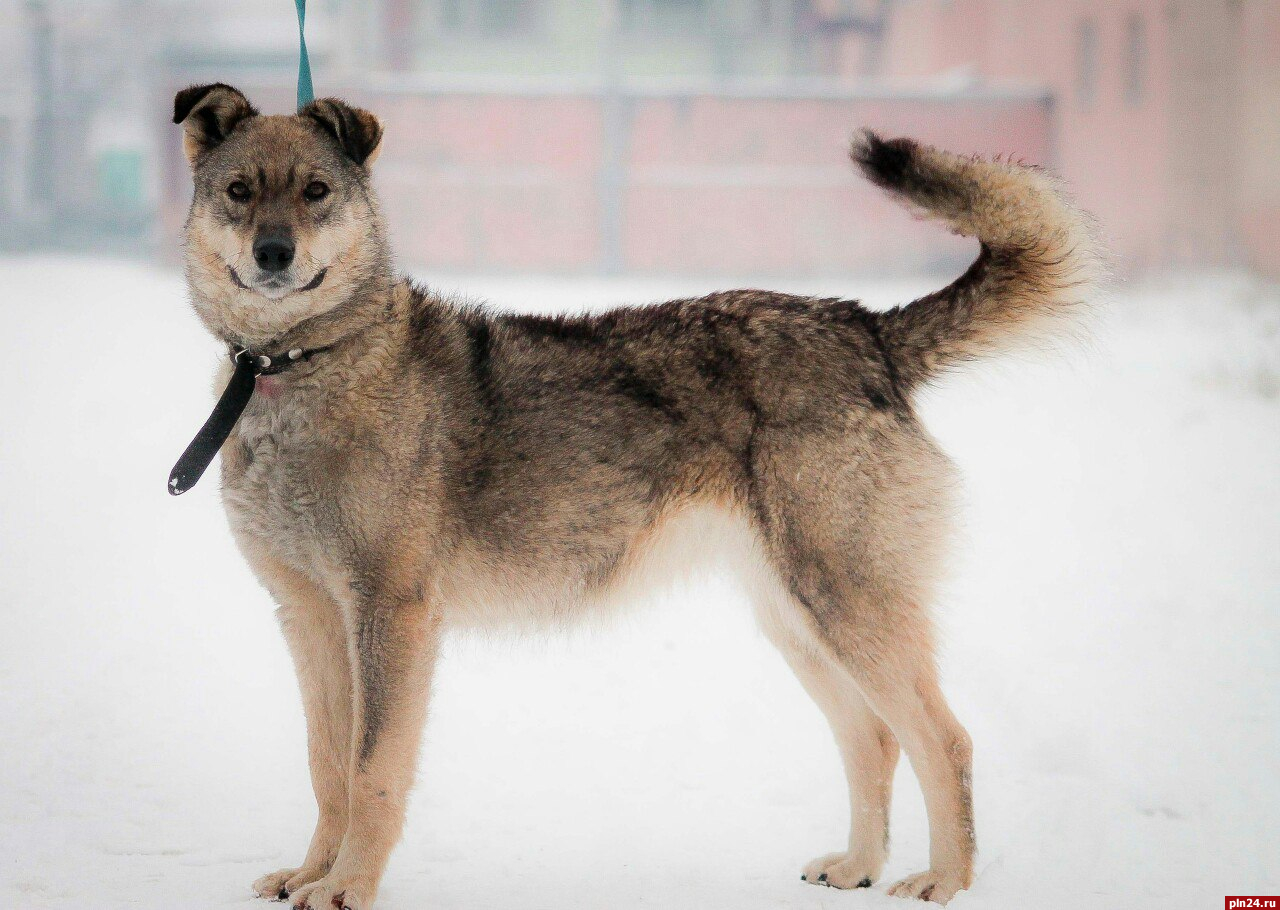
253;236;295;273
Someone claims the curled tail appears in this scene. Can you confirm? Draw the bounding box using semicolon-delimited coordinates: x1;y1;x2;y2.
853;131;1103;389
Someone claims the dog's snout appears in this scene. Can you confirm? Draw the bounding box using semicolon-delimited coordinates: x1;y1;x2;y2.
253;235;295;273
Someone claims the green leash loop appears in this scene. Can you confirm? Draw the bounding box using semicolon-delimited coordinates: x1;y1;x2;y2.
294;0;314;109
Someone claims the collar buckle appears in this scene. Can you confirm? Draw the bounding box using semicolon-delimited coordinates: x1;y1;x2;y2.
231;344;317;375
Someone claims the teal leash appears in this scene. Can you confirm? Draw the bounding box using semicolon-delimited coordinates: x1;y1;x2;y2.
294;0;314;109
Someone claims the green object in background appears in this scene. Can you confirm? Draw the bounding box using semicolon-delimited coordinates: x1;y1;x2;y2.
98;149;143;210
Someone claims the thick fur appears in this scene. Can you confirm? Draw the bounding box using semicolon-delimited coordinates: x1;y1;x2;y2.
173;86;1098;910
854;132;1102;386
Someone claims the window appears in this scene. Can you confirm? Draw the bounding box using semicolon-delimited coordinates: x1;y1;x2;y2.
1124;13;1146;106
1076;19;1099;110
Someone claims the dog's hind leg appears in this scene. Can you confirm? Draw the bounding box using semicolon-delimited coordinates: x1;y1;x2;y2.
781;572;974;904
241;552;354;902
758;599;899;889
838;626;972;904
752;421;974;903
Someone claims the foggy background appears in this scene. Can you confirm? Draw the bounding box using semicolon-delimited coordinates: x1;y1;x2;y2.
2;0;1277;278
1;3;1278;910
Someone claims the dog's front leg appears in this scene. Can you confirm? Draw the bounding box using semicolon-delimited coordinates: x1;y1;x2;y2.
243;553;353;902
288;580;442;910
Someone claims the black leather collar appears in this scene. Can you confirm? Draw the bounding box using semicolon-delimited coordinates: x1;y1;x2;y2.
167;343;330;495
233;342;330;375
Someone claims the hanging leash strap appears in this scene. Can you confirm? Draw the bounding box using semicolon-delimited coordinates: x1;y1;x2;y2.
167;346;327;495
294;0;314;109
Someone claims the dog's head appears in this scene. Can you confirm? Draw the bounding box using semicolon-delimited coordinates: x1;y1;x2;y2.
174;83;387;344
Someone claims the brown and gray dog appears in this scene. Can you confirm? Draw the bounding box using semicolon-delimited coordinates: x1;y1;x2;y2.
173;83;1099;909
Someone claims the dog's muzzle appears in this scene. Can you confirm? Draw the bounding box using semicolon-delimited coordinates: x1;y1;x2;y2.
227;265;327;295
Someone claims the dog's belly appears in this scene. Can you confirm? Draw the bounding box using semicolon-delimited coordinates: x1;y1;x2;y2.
436;500;777;630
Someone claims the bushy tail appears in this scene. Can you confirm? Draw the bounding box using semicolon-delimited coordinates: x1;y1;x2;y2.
853;131;1103;389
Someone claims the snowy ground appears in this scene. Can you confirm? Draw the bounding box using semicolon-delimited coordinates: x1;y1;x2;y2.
1;255;1277;910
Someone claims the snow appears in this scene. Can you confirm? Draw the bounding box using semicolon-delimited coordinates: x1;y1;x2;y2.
1;255;1277;909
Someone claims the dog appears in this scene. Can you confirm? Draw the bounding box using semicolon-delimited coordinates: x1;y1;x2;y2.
171;83;1099;909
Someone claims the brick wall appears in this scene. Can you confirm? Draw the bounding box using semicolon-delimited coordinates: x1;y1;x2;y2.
370;86;1052;274
868;0;1280;278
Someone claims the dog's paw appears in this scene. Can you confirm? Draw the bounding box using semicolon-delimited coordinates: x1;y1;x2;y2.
800;850;883;889
886;869;969;904
254;869;300;901
253;866;328;902
289;873;376;910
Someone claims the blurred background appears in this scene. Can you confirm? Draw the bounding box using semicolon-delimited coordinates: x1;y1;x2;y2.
2;4;1278;910
1;0;1277;278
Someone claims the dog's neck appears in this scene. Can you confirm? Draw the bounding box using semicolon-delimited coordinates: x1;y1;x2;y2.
238;273;413;415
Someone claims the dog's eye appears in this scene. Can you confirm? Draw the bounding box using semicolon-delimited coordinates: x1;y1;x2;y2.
226;181;251;202
304;181;329;201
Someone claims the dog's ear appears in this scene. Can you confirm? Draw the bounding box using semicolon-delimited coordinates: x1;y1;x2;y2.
173;83;258;167
302;98;384;167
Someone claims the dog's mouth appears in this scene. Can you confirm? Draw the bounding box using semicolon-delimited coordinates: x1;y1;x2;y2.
228;265;327;297
300;269;328;291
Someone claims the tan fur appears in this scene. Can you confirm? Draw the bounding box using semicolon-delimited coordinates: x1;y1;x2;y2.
173;86;1100;908
242;550;352;899
852;132;1104;386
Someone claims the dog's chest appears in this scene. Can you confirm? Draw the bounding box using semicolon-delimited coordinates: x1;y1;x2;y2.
221;397;337;562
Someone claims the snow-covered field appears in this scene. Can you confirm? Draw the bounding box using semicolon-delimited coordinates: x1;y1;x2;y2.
1;255;1277;909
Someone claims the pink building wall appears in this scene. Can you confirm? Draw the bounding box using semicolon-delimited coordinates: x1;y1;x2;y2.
872;0;1278;276
619;93;1050;273
159;0;1276;277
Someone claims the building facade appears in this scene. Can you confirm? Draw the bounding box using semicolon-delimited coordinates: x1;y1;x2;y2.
861;0;1280;275
320;0;1280;275
6;0;1277;277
